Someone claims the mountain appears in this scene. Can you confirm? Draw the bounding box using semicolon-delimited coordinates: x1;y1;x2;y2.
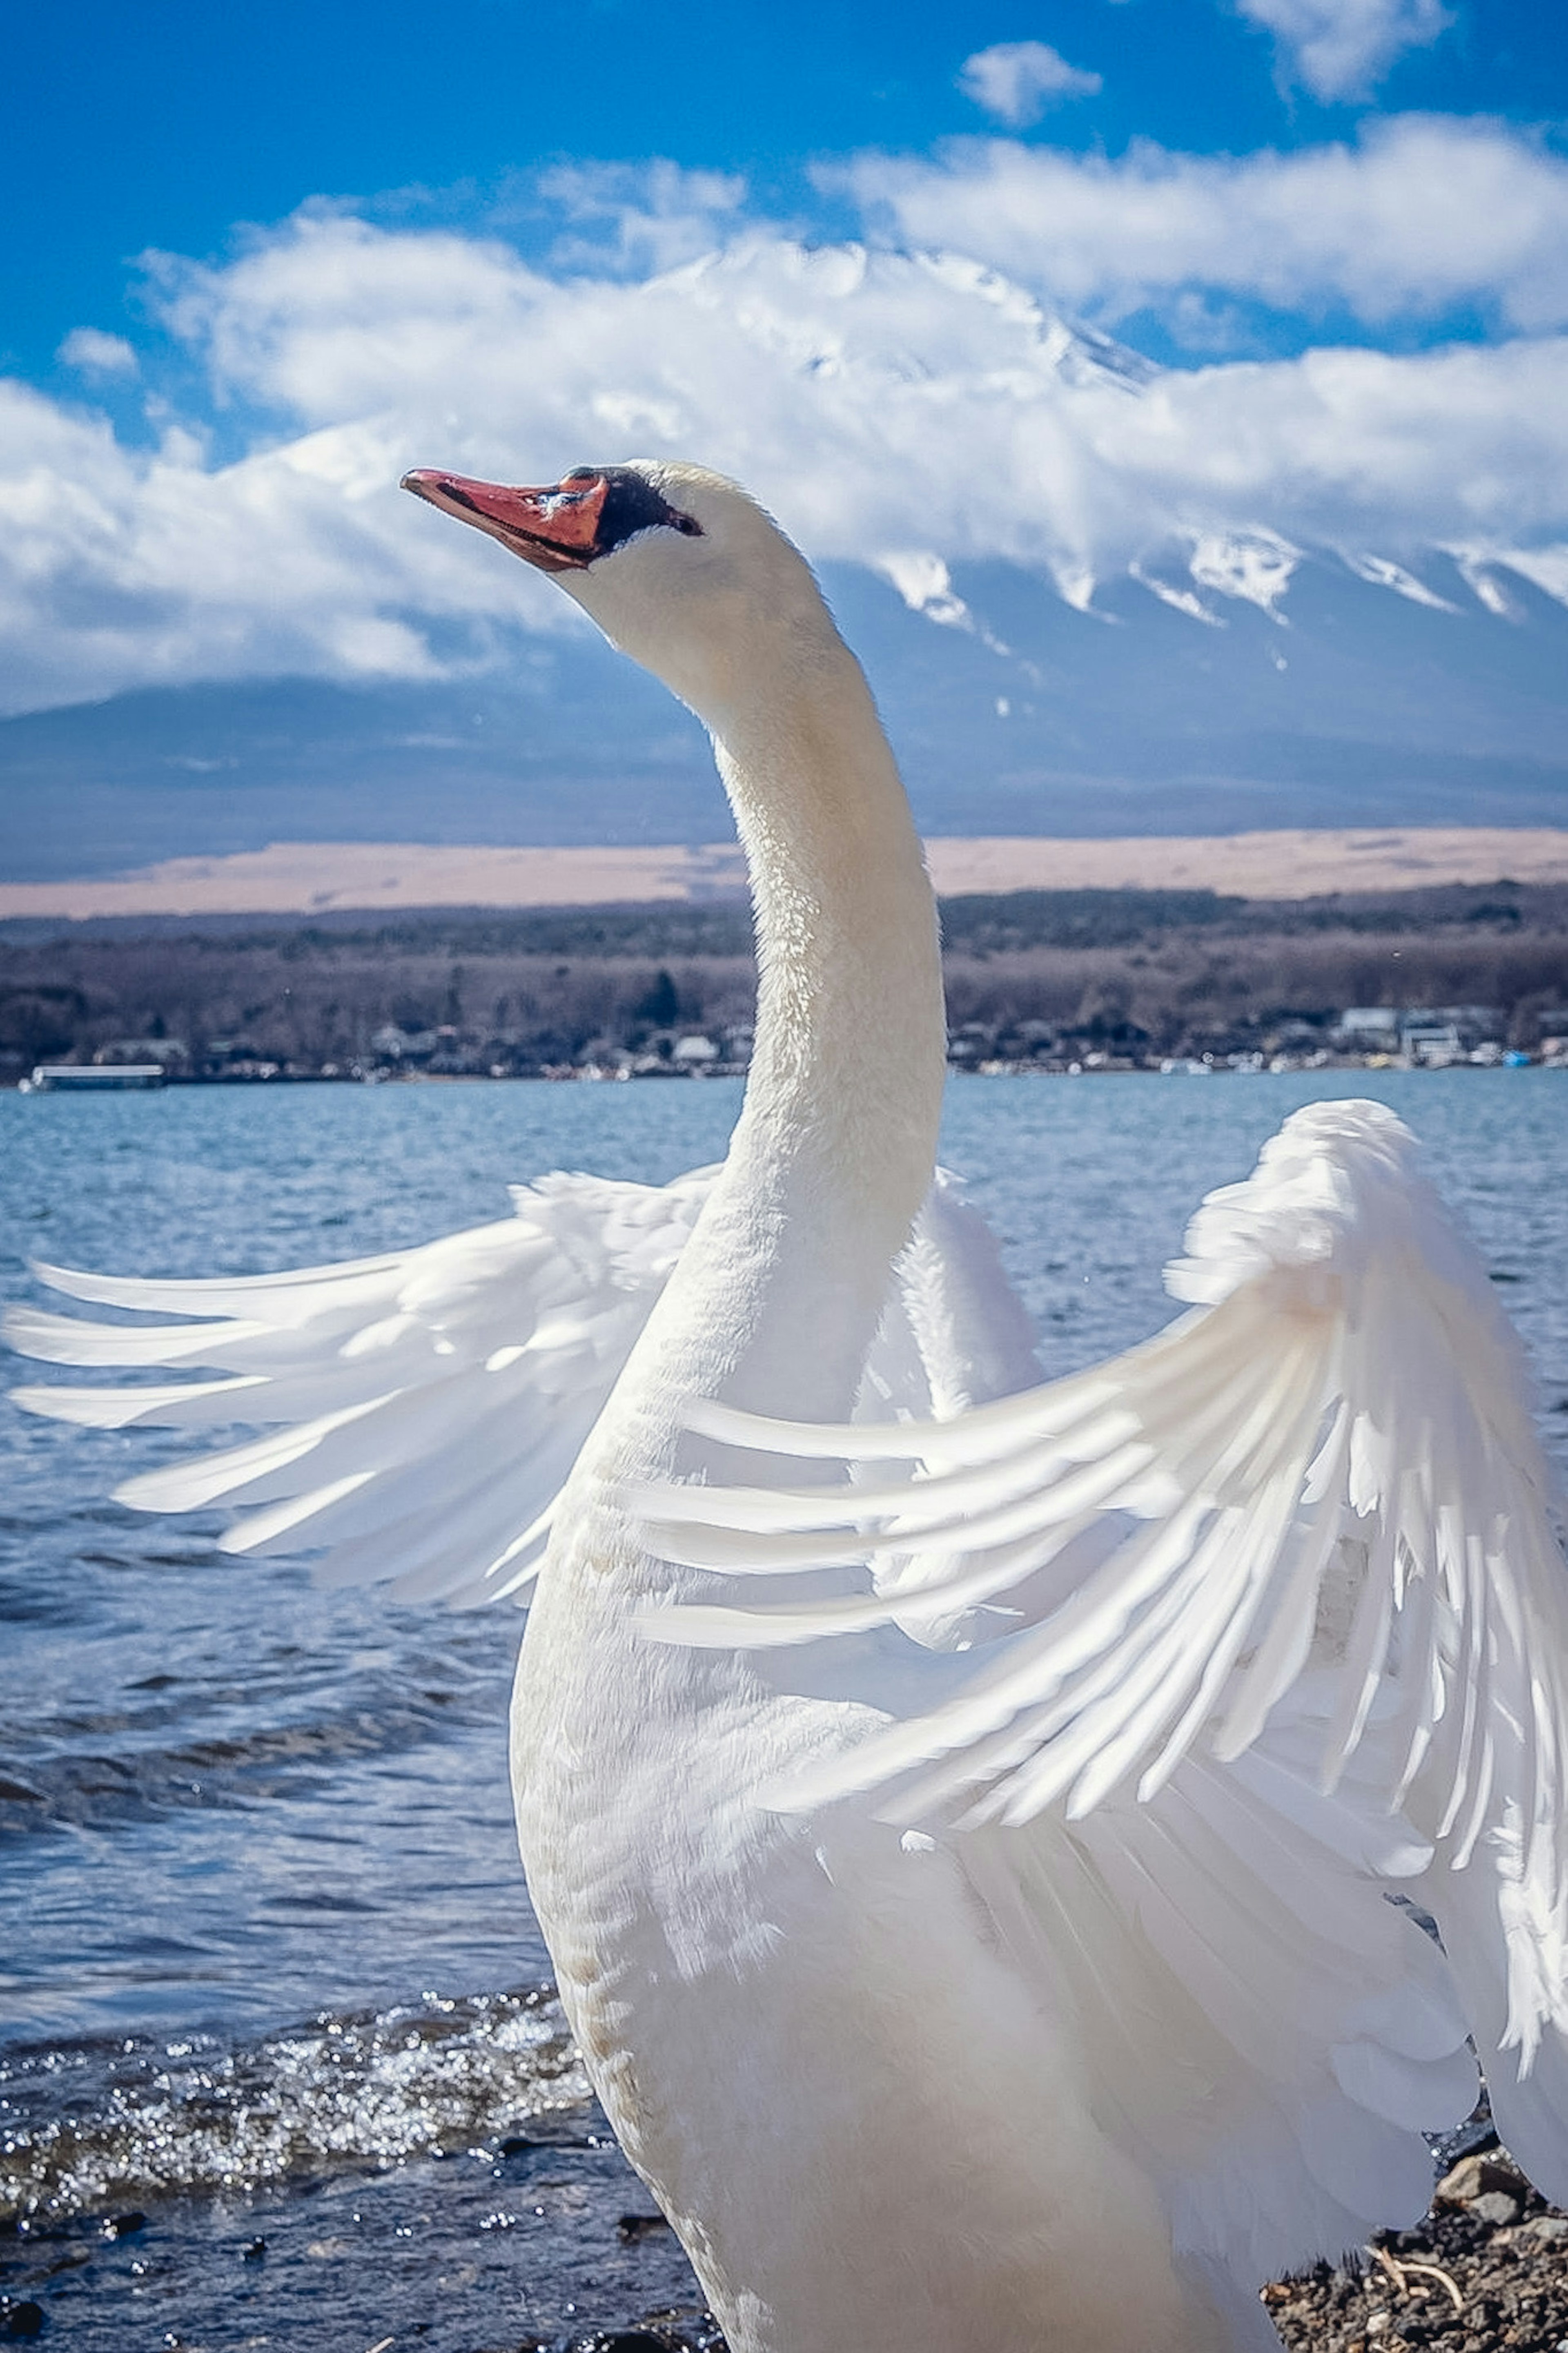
834;543;1568;836
4;336;1567;883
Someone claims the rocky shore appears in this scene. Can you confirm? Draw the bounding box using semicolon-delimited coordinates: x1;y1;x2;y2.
579;2138;1568;2353
1269;2144;1568;2353
7;2121;1565;2351
548;2135;1568;2353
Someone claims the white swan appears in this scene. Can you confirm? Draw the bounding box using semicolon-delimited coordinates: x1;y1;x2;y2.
12;459;1568;2353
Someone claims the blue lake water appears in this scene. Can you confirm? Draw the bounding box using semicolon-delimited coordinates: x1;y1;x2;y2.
1;1068;1564;2343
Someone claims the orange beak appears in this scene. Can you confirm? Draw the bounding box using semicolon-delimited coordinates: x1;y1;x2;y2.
401;468;610;571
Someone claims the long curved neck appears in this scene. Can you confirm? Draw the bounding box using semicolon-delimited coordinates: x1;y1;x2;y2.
689;634;947;1422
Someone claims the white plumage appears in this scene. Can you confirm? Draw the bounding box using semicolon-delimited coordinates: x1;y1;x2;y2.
9;1164;1024;1610
10;459;1568;2353
11;1169;720;1604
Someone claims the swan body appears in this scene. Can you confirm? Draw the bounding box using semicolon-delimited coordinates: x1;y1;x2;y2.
12;459;1568;2353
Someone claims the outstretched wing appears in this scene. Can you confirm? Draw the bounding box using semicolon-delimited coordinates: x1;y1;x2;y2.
8;1168;720;1606
6;1163;1028;1615
643;1101;1568;2270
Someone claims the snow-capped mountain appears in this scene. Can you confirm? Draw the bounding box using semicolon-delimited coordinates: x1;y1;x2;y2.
4;530;1563;885
3;282;1565;884
833;536;1568;836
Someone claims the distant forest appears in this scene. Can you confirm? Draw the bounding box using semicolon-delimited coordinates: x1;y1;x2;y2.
3;879;1567;1077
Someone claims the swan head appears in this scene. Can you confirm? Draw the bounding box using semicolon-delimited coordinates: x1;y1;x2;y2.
402;458;843;732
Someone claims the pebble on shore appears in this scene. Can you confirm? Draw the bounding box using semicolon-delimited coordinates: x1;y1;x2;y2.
1267;2143;1568;2353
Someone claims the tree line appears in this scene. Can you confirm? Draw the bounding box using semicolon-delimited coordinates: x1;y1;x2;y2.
2;881;1565;1077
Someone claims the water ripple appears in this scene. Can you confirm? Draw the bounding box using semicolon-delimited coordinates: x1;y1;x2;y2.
0;1985;588;2222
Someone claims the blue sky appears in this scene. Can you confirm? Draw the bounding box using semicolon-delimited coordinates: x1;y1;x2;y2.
2;0;1567;750
8;0;1563;385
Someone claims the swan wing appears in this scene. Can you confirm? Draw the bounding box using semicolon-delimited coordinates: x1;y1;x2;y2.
4;1162;1013;1612
643;1100;1568;2255
861;1166;1042;1421
8;1166;720;1606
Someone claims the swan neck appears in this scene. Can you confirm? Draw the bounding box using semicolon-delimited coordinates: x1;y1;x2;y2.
722;658;942;1131
692;642;946;1417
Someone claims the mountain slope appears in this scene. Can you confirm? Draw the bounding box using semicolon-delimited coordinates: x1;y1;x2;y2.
4;286;1566;882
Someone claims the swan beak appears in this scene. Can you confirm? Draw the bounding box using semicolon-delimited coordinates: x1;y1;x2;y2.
401;467;608;572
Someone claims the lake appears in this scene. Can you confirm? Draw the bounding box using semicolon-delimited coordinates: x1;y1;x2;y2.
2;1069;1564;2346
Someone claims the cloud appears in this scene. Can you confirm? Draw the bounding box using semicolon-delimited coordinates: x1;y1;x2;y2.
0;376;481;716
57;326;139;377
842;117;1568;337
2;183;1568;717
1234;0;1453;102
958;41;1103;127
533;159;749;275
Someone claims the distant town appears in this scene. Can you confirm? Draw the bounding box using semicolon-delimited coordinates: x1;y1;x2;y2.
5;879;1567;1086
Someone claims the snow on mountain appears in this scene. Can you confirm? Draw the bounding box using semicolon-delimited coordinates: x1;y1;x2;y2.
2;268;1565;880
4;524;1564;884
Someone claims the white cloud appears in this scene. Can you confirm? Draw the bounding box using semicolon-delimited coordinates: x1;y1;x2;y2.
842;117;1568;335
1234;0;1452;103
875;551;975;628
3;195;1568;716
958;41;1103;127
1095;336;1568;546
534;158;749;275
57;326;139;377
0;378;480;714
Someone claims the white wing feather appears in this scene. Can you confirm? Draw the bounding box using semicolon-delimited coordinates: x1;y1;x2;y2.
641;1100;1568;2267
5;1163;1021;1615
8;1169;722;1606
860;1165;1041;1420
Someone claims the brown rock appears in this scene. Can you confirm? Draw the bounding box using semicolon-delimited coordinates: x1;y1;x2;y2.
1434;2148;1531;2208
